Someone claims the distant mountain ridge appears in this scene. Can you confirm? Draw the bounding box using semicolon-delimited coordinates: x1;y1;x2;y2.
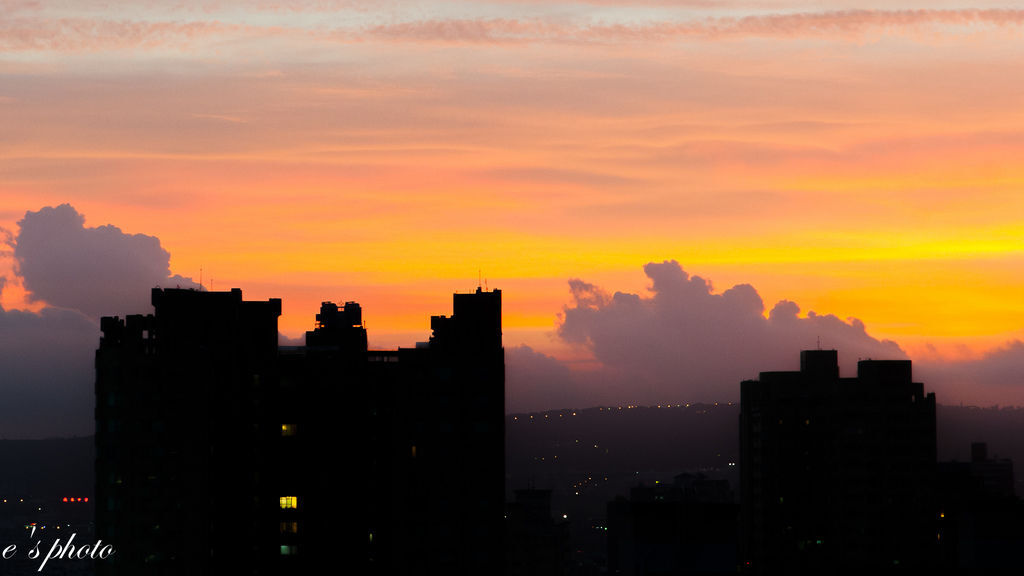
507;403;1024;496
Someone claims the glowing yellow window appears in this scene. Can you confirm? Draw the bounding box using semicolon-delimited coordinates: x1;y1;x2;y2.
280;496;298;509
280;521;298;534
281;424;297;436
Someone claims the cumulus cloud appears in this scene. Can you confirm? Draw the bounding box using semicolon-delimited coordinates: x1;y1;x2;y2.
554;260;905;405
11;203;199;319
0;204;201;437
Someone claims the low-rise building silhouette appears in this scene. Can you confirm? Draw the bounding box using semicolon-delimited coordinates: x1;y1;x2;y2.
935;442;1024;573
608;473;737;575
506;488;571;576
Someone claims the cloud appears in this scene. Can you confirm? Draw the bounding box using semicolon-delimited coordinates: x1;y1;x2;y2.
554;260;904;405
0;283;97;438
11;204;199;319
506;345;586;413
918;342;1024;407
362;9;1024;45
0;16;247;52
365;18;550;45
0;204;202;437
5;5;1024;57
278;331;305;347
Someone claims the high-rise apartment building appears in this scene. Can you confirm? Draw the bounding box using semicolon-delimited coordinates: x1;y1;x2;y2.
739;350;936;573
96;286;504;575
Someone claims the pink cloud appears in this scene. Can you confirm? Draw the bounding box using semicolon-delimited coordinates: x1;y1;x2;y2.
6;7;1024;54
0;17;264;52
363;9;1024;45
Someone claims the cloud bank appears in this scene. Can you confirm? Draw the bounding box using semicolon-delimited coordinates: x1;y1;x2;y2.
919;342;1024;407
505;261;1024;412
532;260;906;407
0;290;97;437
506;344;584;413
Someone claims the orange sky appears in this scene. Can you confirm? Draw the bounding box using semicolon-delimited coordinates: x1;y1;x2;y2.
4;1;1024;363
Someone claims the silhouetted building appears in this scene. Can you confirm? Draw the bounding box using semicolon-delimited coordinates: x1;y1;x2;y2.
739;350;937;574
96;287;504;575
608;473;737;575
967;442;1014;499
936;443;1024;574
96;288;281;575
327;287;506;574
506;489;571;576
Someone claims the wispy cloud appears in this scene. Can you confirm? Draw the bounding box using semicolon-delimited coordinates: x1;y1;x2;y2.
191;113;248;124
363;9;1024;45
0;17;249;52
5;8;1024;53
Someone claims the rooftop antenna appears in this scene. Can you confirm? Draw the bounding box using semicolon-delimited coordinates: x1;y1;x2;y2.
199;265;203;291
817;336;821;350
478;269;482;290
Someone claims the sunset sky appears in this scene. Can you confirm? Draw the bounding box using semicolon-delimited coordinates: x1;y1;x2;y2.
4;1;1024;433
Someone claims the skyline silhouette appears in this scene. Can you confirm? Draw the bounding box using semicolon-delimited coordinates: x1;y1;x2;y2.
3;283;1024;573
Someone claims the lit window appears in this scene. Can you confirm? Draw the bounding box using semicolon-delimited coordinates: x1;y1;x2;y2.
280;496;298;509
280;521;298;534
280;545;298;556
281;424;297;437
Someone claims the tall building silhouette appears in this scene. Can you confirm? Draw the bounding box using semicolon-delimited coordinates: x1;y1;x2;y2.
96;286;504;575
739;350;937;574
